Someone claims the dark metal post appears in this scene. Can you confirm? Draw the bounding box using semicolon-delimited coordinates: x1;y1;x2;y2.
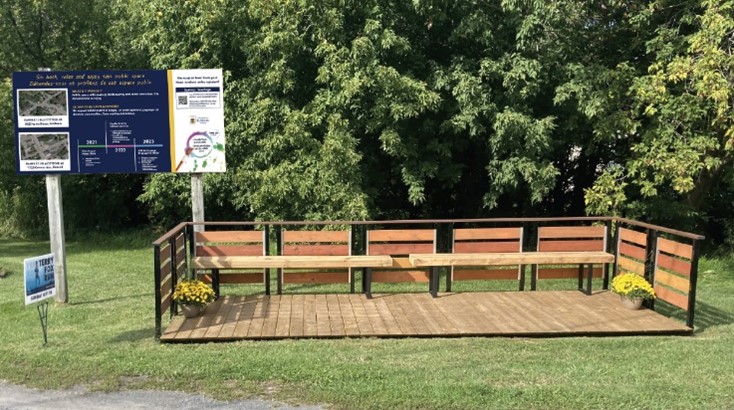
687;240;700;329
365;268;373;299
446;222;454;292
429;222;440;297
518;265;526;291
185;226;191;278
154;244;162;339
603;219;614;290
349;225;357;293
264;225;271;295
529;222;539;291
362;225;369;293
276;224;283;294
586;264;593;295
644;229;659;310
611;221;621;282
187;223;195;277
169;237;177;282
577;264;584;291
37;301;49;346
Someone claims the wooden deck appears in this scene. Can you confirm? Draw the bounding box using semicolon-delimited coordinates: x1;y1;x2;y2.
159;291;691;342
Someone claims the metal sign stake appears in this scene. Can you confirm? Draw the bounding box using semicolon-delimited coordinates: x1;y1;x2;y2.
37;301;49;346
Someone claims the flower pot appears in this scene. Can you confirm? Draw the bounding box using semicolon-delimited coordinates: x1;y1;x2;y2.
181;304;203;318
620;296;644;310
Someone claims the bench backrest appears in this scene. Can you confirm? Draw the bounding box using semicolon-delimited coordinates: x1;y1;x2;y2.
616;227;647;276
450;227;524;288
453;227;523;253
653;236;694;312
195;231;266;257
537;226;607;252
535;225;607;282
367;229;436;283
195;230;267;285
281;230;351;256
280;229;351;287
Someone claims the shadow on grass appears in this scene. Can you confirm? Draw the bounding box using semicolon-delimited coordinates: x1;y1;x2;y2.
110;327;157;342
655;300;734;332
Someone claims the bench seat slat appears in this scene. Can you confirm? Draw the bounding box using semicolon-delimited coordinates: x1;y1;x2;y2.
409;252;614;267
193;255;393;269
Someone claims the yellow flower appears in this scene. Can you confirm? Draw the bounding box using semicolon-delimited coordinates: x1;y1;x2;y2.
612;272;656;300
172;279;215;307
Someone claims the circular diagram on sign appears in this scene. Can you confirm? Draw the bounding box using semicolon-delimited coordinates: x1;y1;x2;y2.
186;131;213;158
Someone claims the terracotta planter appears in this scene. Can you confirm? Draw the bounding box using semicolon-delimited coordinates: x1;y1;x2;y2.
620;296;644;310
181;304;204;318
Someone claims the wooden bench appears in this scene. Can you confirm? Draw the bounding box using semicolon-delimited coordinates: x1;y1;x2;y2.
191;229;394;296
411;251;613;292
409;225;614;295
364;228;438;298
448;227;525;291
279;230;358;293
533;225;610;293
191;230;269;295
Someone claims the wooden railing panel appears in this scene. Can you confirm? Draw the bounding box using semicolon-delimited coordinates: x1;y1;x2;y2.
656;254;692;277
282;231;350;243
618;241;646;261
197;231;264;242
453;242;522;253
372;270;430;283
657;237;693;260
453;227;522;240
654;285;689;310
538;226;606;239
618;256;645;276
368;243;435;256
619;227;647;247
198;245;264;257
453;269;519;281
160;273;172;296
538;240;605;252
655;270;690;294
653;236;693;313
283;272;350;284
219;272;265;284
537;267;603;279
283;244;350;256
368;229;435;242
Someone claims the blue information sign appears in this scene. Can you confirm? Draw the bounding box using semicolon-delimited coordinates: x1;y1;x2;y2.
24;254;56;305
12;69;225;174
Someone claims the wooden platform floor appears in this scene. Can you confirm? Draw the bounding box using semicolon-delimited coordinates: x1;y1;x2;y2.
160;291;691;342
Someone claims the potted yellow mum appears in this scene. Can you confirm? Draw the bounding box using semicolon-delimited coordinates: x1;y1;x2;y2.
172;278;216;318
611;272;656;310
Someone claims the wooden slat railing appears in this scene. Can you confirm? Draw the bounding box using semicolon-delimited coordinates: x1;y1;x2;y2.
153;217;704;338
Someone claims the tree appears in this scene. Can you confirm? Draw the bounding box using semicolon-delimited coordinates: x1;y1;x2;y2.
0;0;147;237
583;0;734;230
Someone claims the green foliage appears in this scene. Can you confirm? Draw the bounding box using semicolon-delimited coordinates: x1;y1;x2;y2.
584;164;628;216
578;0;734;231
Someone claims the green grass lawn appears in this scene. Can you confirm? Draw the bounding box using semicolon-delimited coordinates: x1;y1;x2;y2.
1;230;733;409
